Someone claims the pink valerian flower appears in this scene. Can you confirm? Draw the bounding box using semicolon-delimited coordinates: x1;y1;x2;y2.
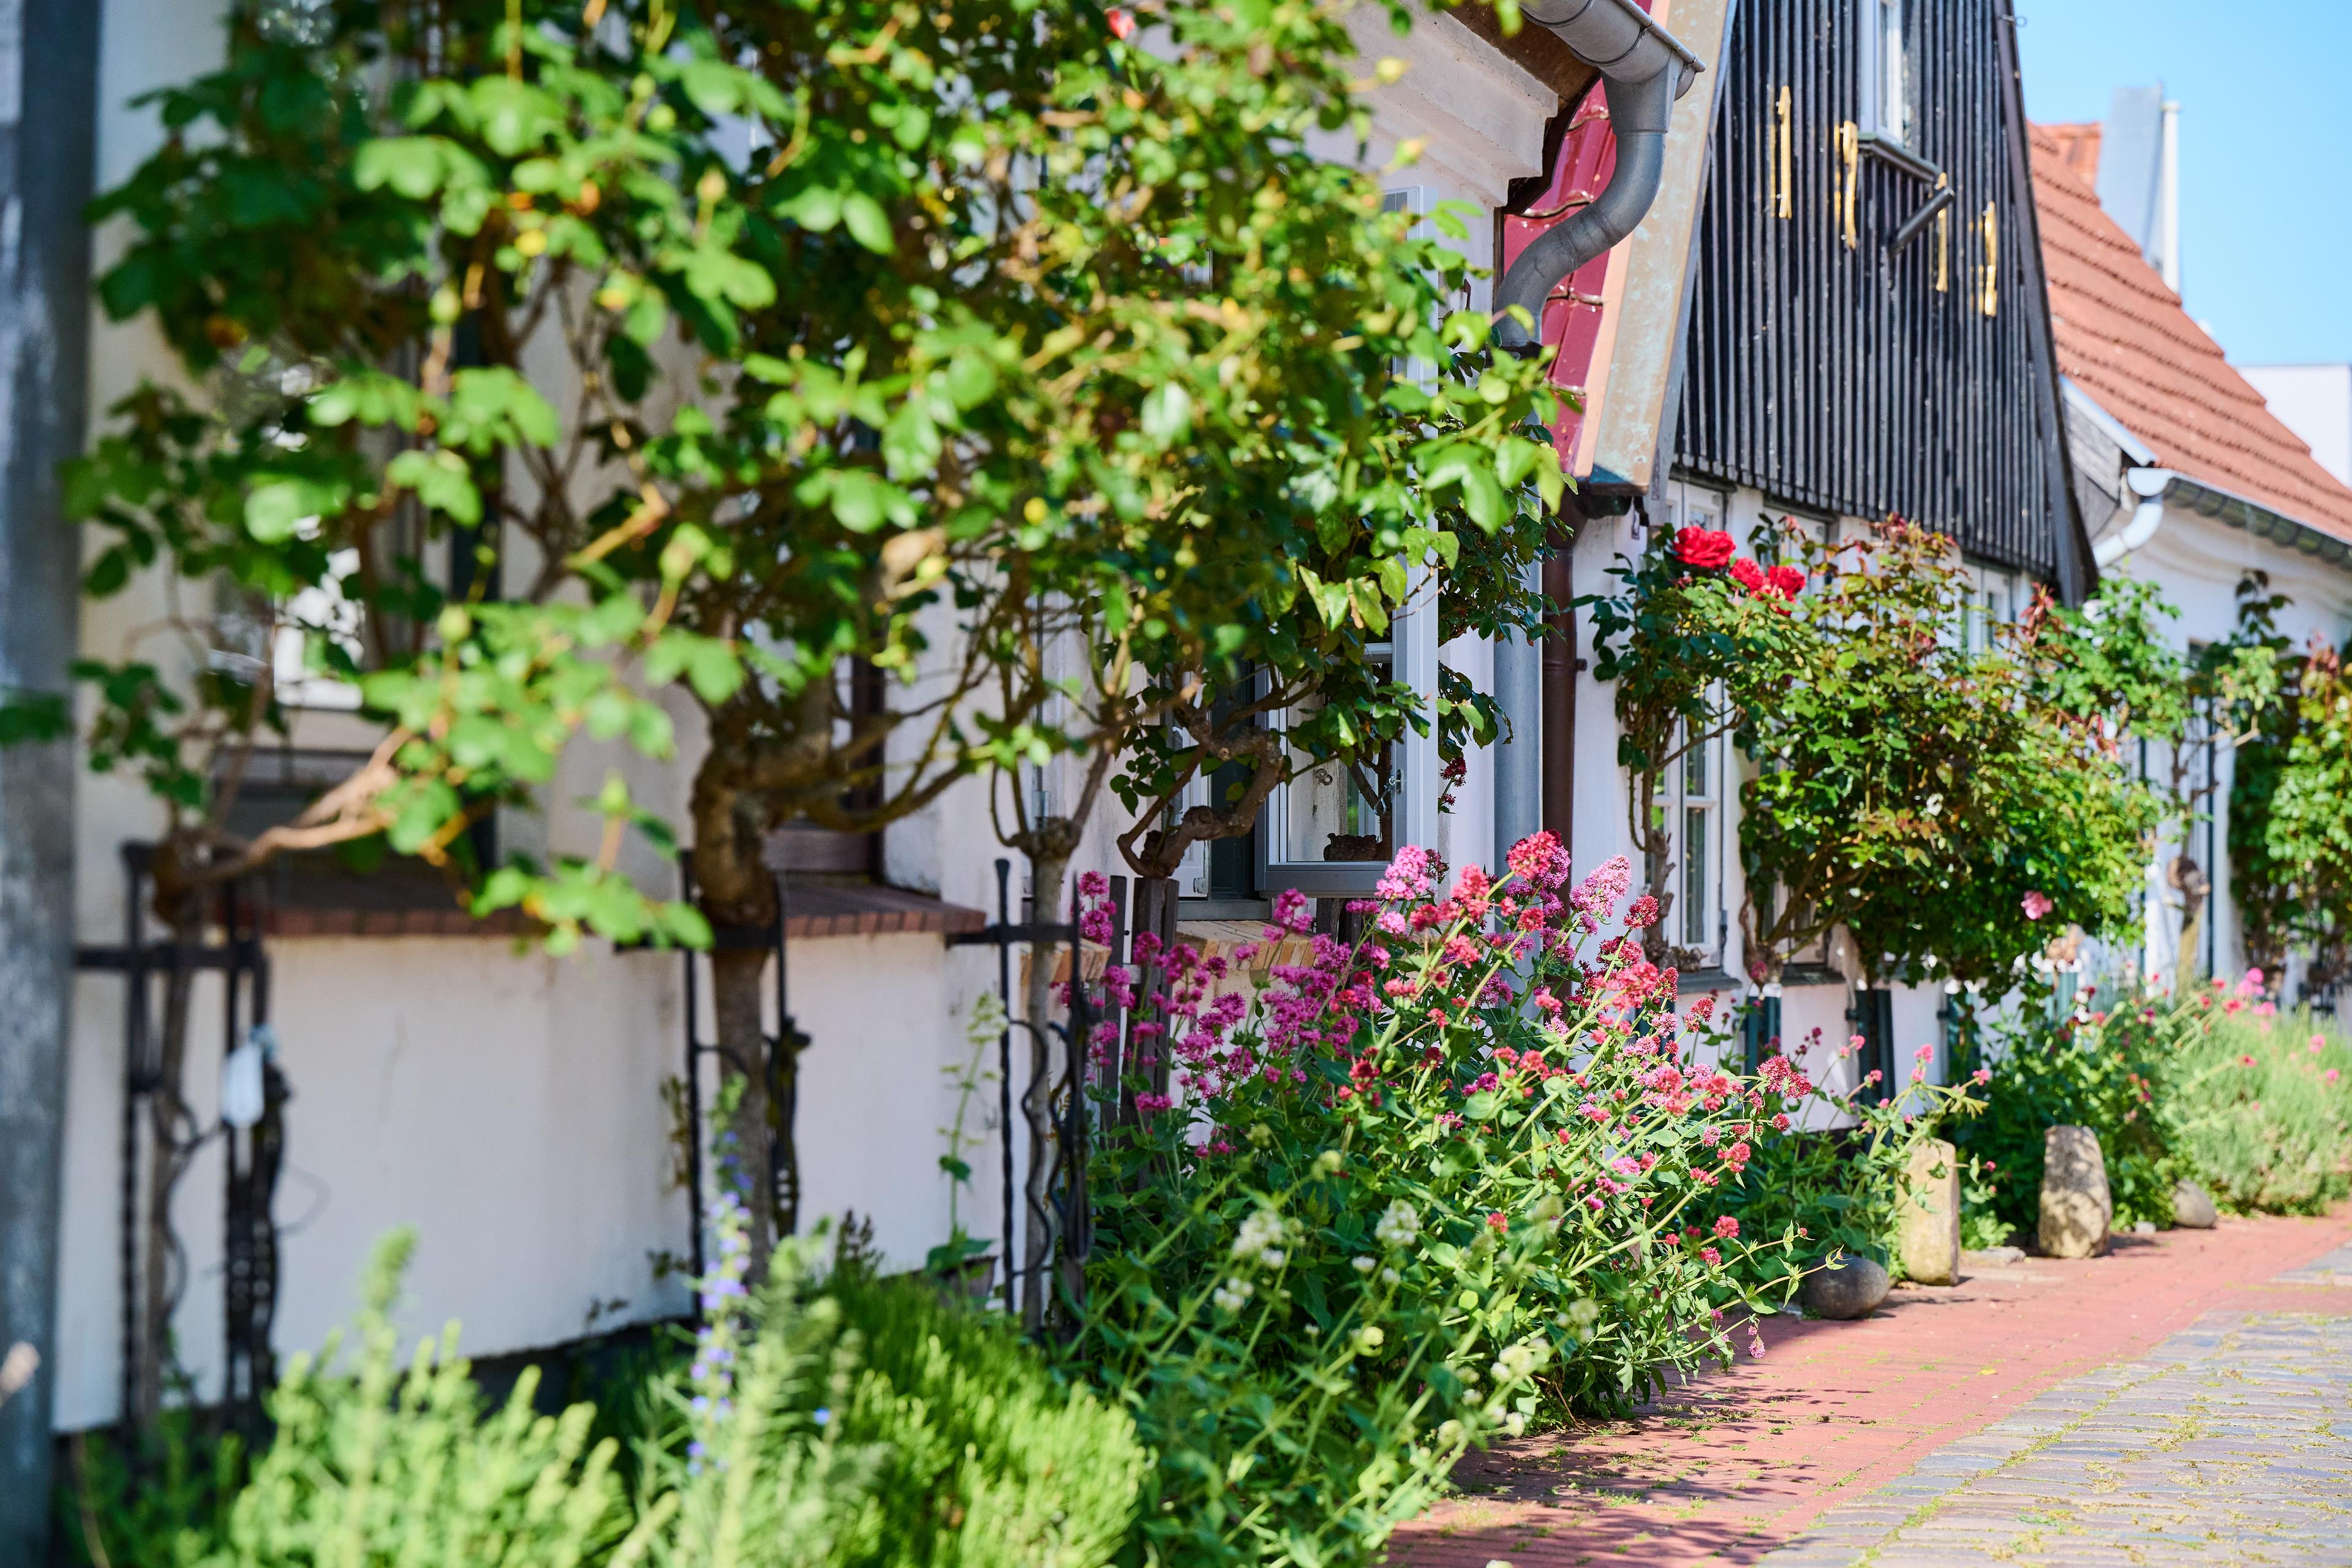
2255;1001;2277;1017
1972;1067;1992;1085
2021;889;2054;922
2224;999;2245;1015
1376;845;1441;902
2329;1069;2342;1084
1626;894;1660;929
1486;1211;1509;1232
1507;831;1574;892
2239;1054;2256;1067
2239;968;2265;996
1714;1215;1740;1238
1270;887;1314;935
1453;864;1493;918
1133;1093;1174;1114
2312;1035;2328;1054
1105;6;1137;37
1913;1043;1935;1063
1699;1246;1723;1266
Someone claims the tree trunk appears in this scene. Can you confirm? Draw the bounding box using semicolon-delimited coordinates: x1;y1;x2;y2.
1640;788;1675;967
706;944;775;1265
1019;849;1069;1333
690;764;782;1272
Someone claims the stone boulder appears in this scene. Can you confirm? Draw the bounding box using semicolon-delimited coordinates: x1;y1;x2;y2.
1801;1253;1891;1320
2038;1125;2112;1258
1897;1137;1961;1285
2172;1178;2218;1230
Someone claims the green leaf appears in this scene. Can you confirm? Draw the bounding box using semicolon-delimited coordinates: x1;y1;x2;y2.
840;192;895;254
352;137;447;199
1140;383;1193;448
881;400;942;480
386;449;483;525
244;477;339;543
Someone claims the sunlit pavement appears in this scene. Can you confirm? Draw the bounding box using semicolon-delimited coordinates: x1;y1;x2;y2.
1395;1212;2352;1566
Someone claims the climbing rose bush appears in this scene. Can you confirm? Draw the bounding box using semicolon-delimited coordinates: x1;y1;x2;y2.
1072;836;1800;1567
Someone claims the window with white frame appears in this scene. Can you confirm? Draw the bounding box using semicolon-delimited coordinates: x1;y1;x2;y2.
1259;568;1442;895
1659;477;1728;539
1967;561;2021;650
1668;714;1726;967
1859;0;1912;147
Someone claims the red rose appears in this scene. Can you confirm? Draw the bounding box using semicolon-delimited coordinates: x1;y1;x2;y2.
1106;6;1137;37
1729;557;1766;594
1766;564;1806;600
1672;527;1736;570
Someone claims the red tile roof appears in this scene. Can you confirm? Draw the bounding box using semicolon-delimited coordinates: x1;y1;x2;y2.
2028;123;2352;543
2041;121;2102;190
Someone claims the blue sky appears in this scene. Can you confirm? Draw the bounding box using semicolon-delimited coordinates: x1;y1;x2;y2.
2015;0;2352;369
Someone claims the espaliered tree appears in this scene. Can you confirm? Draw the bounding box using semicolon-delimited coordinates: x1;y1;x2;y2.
1590;518;2162;992
1741;522;2156;987
21;0;1567;1297
2241;636;2352;988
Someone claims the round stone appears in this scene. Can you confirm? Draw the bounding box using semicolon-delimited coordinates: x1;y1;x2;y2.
1801;1253;1891;1320
2172;1178;2218;1230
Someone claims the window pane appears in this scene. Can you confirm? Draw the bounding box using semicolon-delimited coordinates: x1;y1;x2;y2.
1683;805;1708;948
1278;688;1392;865
1683;728;1709;799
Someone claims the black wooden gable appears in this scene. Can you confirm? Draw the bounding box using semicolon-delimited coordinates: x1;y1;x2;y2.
1670;0;2085;593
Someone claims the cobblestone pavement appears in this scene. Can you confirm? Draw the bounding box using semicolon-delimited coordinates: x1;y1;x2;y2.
2275;1239;2352;1287
1756;1313;2352;1567
1395;1210;2352;1567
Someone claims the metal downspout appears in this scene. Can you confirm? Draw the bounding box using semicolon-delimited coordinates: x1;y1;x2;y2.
1491;0;1703;358
0;2;100;1553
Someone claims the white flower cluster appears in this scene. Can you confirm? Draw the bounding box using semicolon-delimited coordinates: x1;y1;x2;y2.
1489;1336;1546;1384
1212;1276;1256;1314
1553;1297;1603;1336
1231;1206;1294;1267
1373;1199;1420;1249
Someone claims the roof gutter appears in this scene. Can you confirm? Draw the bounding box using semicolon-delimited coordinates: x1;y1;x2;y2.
2097;466;2352;574
1492;0;1705;358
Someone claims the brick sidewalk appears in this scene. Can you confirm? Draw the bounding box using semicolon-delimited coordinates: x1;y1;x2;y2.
1392;1208;2352;1567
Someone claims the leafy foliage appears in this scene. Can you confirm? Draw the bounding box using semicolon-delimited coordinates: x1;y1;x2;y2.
1720;1027;1983;1283
69;1231;639;1567
1953;982;2194;1238
1581;521;1807;958
2171;989;2352;1215
1075;839;1797;1564
2245;639;2352;986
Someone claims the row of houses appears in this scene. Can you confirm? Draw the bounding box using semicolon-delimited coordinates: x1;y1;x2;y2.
6;0;2352;1524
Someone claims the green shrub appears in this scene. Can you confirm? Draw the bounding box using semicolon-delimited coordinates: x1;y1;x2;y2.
1076;842;1796;1567
1721;1028;1982;1286
631;1196;1144;1568
820;1260;1145;1566
69;1230;640;1567
70;1213;1139;1568
1955;982;2193;1238
2171;987;2352;1213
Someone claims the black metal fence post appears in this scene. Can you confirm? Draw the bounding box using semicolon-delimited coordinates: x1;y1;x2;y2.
77;843;280;1441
